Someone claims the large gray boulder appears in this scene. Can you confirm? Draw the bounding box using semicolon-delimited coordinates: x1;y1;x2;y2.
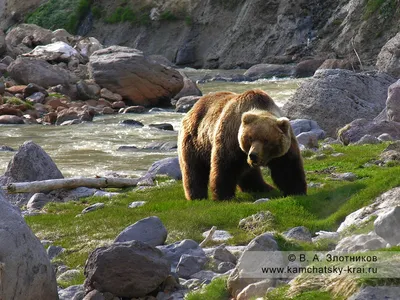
376;32;400;78
173;71;202;100
282;69;396;136
147;157;181;180
88;46;184;107
0;141;64;205
227;233;280;298
0;190;59;300
244;63;295;80
386;79;400;122
5;23;54;57
0;29;5;57
114;216;168;246
337;118;400;145
374;206;400;246
349;286;400;300
7;57;78;88
84;241;169;298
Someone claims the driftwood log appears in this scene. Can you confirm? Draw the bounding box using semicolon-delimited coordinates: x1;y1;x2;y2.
2;177;139;194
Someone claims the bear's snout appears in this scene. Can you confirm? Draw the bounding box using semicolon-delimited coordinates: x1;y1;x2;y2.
248;152;260;167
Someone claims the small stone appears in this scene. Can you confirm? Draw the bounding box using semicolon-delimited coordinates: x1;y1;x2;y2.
253;198;270;204
119;119;144;127
93;191;119;198
331;152;344;157
123;106;146;114
117;145;138;151
128;201;146;208
0;145;15;151
81;203;105;214
355;134;380;145
284;226;312;242
149;123;174;131
378;133;394;142
149;107;165;112
374;206;400;246
320;144;334;153
176;254;207;279
47;245;64;260
114;216;167;246
202;230;232;242
218;262;236;273
27;193;51;210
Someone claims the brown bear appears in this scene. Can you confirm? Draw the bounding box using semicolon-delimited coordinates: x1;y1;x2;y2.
178;89;307;200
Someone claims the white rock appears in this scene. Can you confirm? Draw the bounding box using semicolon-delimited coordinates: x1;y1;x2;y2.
335;232;388;252
129;201;147;208
202;229;232;241
374;206;400;245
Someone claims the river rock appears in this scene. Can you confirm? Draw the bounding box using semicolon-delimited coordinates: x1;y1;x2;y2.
335;233;387;252
237;279;276;300
284;226;312;242
0;103;24;116
227;233;279;298
355;134;380;145
114;216;168;246
0;145;15;151
202;229;232;242
59;285;84;300
47;245;64;260
147;157;181;180
0;29;5;56
318;58;358;71
244;63;295;79
8;57;78;88
173;71;202;100
290;119;326;138
376;32;400;78
282;69;396;136
5;24;54;57
349;286;400;300
374;206;400;246
84;241;170;298
111;100;125;109
26;92;46;104
0;141;63;205
56;106;94;125
122;105;146;114
294;59;325;78
0;114;24;124
75;37;103;60
100;88;122;102
88;46;183;107
209;244;237;264
22;41;82;63
23;83;48;98
27;193;51;210
0;190;59;300
149;123;174;131
176;254;207;279
386;79;400;122
338;119;400;145
119;119;144;127
337;187;400;232
175;96;201;113
143;141;177;151
157;239;206;272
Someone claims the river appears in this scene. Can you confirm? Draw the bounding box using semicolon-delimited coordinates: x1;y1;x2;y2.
0;71;303;178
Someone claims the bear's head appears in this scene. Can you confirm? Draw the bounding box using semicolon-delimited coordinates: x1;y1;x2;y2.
238;111;292;167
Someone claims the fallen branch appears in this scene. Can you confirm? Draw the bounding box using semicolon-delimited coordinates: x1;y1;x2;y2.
199;226;217;247
2;177;139;194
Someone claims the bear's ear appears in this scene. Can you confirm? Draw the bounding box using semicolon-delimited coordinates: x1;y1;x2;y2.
242;113;258;125
277;117;290;134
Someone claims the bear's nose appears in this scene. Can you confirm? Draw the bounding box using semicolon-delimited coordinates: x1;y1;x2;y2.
249;152;259;163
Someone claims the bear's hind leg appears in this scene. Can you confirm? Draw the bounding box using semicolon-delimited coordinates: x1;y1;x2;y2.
238;167;274;193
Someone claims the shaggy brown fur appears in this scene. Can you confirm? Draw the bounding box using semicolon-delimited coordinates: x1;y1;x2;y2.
178;89;306;200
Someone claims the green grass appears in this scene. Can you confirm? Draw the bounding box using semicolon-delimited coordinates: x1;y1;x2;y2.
266;286;344;300
25;143;400;292
25;0;91;34
4;96;34;109
363;0;397;20
186;277;229;300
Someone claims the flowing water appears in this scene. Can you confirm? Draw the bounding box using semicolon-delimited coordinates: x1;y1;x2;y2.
0;70;303;178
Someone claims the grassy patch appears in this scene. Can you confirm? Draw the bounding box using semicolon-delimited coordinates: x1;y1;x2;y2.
26;143;400;292
25;0;91;34
363;0;397;20
4;96;34;109
186;277;229;300
266;285;344;300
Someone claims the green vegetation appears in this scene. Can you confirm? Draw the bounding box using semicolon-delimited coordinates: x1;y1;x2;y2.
104;5;151;26
25;0;92;34
25;143;400;295
266;286;344;300
4;96;34;109
186;277;229;300
159;10;178;21
363;0;397;20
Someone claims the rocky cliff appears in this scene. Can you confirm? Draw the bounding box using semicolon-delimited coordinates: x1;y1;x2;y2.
1;0;400;69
